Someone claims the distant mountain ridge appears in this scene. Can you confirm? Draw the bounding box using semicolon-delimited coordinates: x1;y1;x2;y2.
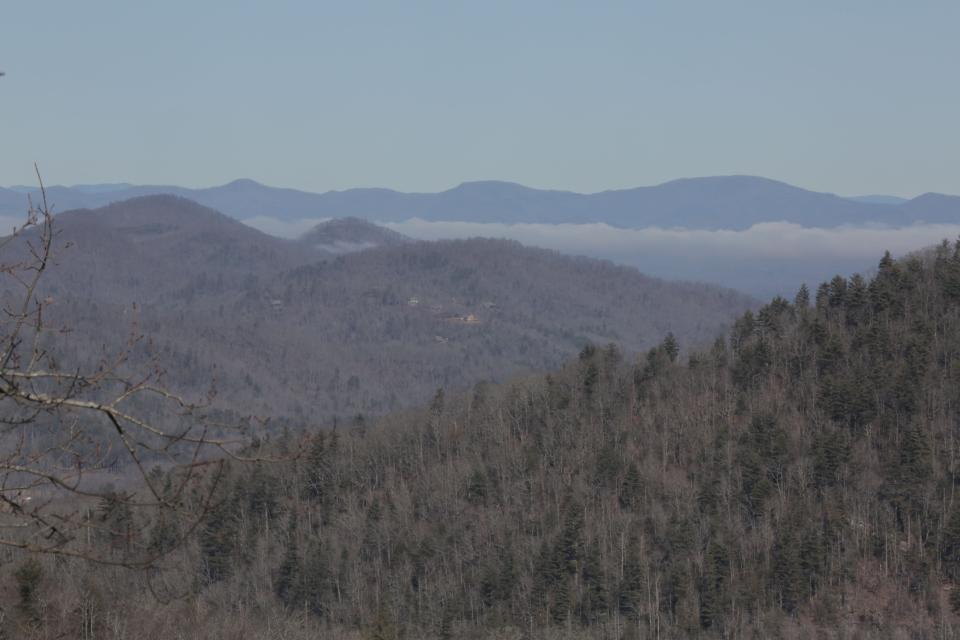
2;175;958;230
847;194;909;205
4;195;754;420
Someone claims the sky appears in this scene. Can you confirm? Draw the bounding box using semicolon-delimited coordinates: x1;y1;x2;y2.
2;1;959;197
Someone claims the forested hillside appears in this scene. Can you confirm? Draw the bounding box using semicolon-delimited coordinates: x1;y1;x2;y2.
7;243;960;639
7;195;752;421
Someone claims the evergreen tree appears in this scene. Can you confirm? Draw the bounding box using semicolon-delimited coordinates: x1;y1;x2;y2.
98;491;135;553
582;361;600;401
579;538;608;623
276;513;302;607
556;499;584;575
619;463;644;510
148;508;179;555
465;468;488;506
199;495;238;583
304;433;330;502
618;534;645;621
661;558;689;618
812;428;849;489
302;539;330;616
799;524;825;597
699;540;729;629
662;332;680;363
771;528;800;613
594;438;621;490
943;506;960;581
794;283;810;309
13;559;43;619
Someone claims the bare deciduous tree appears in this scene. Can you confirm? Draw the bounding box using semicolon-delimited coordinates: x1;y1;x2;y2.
0;168;250;567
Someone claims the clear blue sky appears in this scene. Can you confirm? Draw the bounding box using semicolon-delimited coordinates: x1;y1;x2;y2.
2;1;958;196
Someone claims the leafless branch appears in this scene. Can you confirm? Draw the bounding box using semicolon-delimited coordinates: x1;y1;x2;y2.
0;168;284;568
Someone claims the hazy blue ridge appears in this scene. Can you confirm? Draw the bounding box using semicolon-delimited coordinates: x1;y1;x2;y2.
2;175;958;229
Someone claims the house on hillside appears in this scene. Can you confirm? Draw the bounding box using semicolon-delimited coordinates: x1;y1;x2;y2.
445;313;481;325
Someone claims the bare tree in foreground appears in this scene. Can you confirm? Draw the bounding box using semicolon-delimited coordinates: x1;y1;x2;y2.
0;168;253;567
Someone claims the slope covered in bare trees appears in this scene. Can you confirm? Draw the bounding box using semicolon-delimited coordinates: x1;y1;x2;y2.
6;243;960;638
7;195;753;422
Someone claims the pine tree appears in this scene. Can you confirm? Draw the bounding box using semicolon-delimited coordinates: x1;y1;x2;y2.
580;538;608;623
361;498;383;562
618;534;645;621
302;540;330;616
884;426;932;522
661;558;689;618
276;513;302;607
557;502;584;575
480;562;501;608
619;463;644;511
549;575;571;623
498;551;517;601
98;491;135;553
799;525;824;597
304;433;329;502
771;528;800;613
243;464;281;531
828;275;848;308
199;495;238;583
662;332;680;363
794;283;810;309
582;361;600;401
13;559;43;619
465;468;488;506
699;540;729;629
812;428;848;489
594;438;621;490
148;508;179;555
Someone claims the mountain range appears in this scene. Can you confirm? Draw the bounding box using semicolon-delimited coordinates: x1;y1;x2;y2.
7;195;754;422
3;175;958;230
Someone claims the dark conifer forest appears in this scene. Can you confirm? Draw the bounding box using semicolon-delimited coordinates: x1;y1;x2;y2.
6;240;960;639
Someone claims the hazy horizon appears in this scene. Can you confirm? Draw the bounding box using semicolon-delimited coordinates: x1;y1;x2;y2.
3;2;960;197
2;173;953;200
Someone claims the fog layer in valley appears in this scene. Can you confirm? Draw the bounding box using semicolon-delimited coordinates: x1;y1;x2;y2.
6;175;959;298
242;215;960;298
6;208;955;299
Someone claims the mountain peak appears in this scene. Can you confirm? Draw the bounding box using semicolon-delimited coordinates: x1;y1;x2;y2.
300;217;410;255
220;178;264;190
447;180;538;194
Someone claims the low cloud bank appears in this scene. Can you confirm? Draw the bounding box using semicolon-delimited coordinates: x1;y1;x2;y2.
243;216;960;298
383;219;960;262
382;220;960;298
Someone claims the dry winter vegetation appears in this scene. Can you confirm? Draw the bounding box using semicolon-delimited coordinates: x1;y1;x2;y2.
6;195;752;421
4;180;960;638
0;181;253;571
